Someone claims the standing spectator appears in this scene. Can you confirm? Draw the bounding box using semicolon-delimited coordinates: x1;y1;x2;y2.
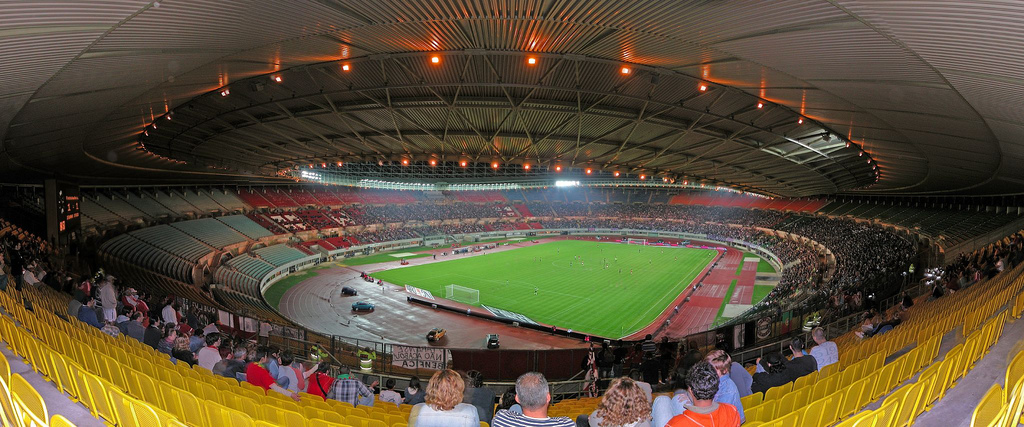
172;336;197;366
379;379;403;406
121;288;149;319
641;334;657;355
97;276;117;322
247;347;300;401
327;366;378;407
404;376;426;405
665;362;741;427
705;350;744;423
809;327;839;371
492;372;574;427
161;299;178;325
196;333;223;371
408;369;479;427
463;370;496;425
586;377;652;427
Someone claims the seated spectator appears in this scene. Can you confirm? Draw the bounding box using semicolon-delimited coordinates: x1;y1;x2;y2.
327;366;378;407
751;352;790;395
379;379;403;406
705;350;744;423
728;358;753;398
143;318;162;350
408;369;479;427
196;333;223;371
189;329;205;354
157;323;177;355
463;370;496;425
809;327;839;371
587;377;652;427
76;298;102;329
404;376;426;405
212;345;248;381
495;387;522;416
121;311;146;343
100;320;120;338
651;388;692;427
785;338;817;380
172;336;197;366
246;346;299;401
492;372;574;427
278;351;317;393
666;362;741;427
306;363;335;400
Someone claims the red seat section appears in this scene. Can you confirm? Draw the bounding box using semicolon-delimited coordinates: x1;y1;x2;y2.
237;189;273;208
258;189;299;208
514;203;533;217
287;190;322;206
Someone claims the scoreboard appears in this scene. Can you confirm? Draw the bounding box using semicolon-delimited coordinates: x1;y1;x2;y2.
45;180;81;245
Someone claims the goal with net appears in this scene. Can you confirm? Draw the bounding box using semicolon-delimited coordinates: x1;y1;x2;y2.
445;284;480;304
626;238;648;246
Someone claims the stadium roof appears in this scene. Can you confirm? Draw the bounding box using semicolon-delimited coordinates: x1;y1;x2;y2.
1;1;1021;197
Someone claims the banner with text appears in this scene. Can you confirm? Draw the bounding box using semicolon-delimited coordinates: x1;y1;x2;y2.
391;345;452;371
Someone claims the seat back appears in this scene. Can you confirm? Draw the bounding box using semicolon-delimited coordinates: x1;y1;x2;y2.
971;383;1004;427
10;373;47;427
741;392;763;410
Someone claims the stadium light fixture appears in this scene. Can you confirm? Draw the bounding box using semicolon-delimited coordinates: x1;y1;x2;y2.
555;165;562;172
527;57;537;65
613;171;620;177
555;180;580;187
797;118;803;124
491;161;499;169
273;75;282;83
639;174;646;180
585;168;592;175
859;150;864;157
220;89;230;96
336;161;343;166
620;67;631;75
460;160;467;167
165;113;172;121
429;159;437;166
431;55;440;64
523;164;530;170
401;158;409;165
756;102;763;109
321;163;326;168
342;64;350;71
699;83;707;92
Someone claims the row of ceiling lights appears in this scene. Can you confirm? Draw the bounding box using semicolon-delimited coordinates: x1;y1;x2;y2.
141;52;880;185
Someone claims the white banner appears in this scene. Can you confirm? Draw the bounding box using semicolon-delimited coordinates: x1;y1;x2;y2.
391;345;452;371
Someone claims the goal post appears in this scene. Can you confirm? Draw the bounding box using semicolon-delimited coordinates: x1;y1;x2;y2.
445;284;480;304
626;238;647;246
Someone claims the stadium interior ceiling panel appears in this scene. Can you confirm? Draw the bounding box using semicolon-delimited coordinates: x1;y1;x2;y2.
1;0;1022;196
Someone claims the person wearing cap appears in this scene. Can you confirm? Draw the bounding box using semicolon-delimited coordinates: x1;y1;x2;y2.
98;276;118;322
122;287;149;318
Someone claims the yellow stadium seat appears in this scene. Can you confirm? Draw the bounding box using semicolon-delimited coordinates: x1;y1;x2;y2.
741;392;763;410
222;406;256;427
971;383;1004;427
748;400;777;423
108;387;140;427
873;397;898;427
49;414;75;427
345;414;387;427
762;410;798;426
793;370;817;390
10;373;47;427
309;419;351;427
776;386;807;418
835;410;874;427
838;379;866;419
764;382;791;402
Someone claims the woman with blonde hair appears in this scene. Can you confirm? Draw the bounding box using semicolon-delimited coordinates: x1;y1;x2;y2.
408;369;479;427
588;377;652;427
171;335;197;366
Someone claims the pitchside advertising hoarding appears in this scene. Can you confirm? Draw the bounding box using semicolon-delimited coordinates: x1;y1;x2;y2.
391;345;453;370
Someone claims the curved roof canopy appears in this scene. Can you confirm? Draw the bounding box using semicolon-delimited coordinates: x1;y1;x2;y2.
1;1;1020;197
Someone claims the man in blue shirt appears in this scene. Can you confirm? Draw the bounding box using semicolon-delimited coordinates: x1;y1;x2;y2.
76;298;103;328
706;350;745;423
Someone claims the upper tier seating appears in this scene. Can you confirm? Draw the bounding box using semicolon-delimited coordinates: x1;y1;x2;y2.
180;189;229;213
253;245;308;266
130;225;213;262
90;195;148;222
171;218;249;248
121;193;177;218
206;189;247;211
257;189;299;208
101;233;195;283
216;215;275;240
151;191;199;215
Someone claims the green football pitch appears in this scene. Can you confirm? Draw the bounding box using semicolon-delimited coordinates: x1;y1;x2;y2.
370;240;718;338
